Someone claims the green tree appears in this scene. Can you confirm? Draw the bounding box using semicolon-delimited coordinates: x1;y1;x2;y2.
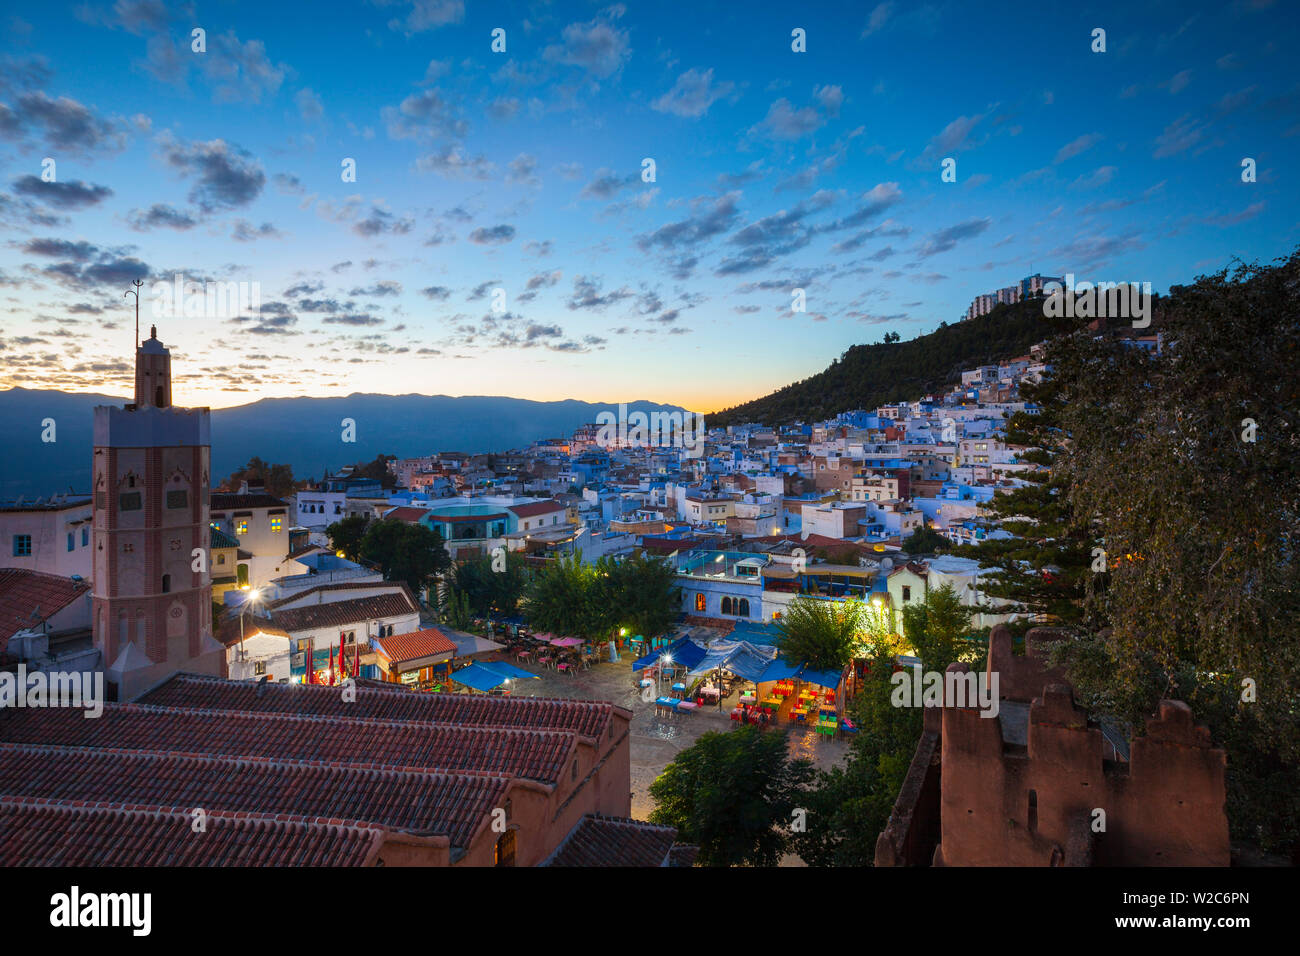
1043;252;1300;857
773;596;863;670
522;552;609;642
649;725;814;867
348;453;398;490
951;364;1102;631
522;551;679;643
452;550;529;619
326;514;369;561
440;587;474;630
358;520;451;596
600;551;680;641
900;582;986;670
225;457;296;498
901;525;951;555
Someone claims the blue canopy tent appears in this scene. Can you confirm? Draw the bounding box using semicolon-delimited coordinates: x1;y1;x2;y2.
796;665;846;690
757;657;803;684
452;660;541;693
480;661;540;682
728;618;783;647
631;636;707;673
452;662;511;692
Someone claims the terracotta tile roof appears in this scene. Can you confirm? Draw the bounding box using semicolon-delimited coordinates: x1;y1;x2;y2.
666;844;699;867
138;672;620;740
215;616;290;647
373;627;457;666
0;703;578;784
544;814;680;867
0;742;508;850
0;569;91;647
384;506;428;523
508;500;564;518
0;797;383;866
267;592;418;635
265;580;415;611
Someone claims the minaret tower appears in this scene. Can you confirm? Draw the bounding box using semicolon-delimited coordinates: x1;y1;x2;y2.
135;324;172;408
91;314;224;700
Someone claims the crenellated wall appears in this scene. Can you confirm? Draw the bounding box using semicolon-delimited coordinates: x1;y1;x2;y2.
878;625;1230;867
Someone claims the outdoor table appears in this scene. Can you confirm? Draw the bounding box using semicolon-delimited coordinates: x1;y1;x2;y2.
762;697;782;709
639;678;653;688
677;701;697;712
739;692;756;702
792;707;807;718
557;662;570;673
672;682;686;692
816;720;837;738
699;687;720;701
516;650;531;661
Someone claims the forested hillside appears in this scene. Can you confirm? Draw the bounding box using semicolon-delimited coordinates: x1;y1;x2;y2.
709;298;1079;425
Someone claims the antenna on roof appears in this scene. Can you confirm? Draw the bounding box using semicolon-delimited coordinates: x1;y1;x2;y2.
124;279;144;349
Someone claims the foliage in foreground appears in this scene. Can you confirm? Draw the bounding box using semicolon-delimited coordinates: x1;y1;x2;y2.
649;725;814;867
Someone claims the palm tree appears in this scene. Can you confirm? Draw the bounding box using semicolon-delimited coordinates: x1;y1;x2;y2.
773;597;864;671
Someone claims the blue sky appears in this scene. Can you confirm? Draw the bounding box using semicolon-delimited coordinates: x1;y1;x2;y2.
1;0;1296;412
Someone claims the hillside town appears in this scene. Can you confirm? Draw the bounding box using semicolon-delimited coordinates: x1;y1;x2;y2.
0;303;1237;871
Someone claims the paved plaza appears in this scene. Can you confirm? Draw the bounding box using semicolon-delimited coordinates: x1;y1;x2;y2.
475;649;853;823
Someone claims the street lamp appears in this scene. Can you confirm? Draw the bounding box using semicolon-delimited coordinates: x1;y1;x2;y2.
658;651;673;696
239;588;262;677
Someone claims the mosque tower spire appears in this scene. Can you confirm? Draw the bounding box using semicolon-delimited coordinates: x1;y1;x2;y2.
134;323;172;408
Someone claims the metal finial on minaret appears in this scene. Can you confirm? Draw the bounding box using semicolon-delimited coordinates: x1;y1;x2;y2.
124;279;144;348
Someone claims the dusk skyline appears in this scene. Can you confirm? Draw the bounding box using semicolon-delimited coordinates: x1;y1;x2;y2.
2;0;1297;411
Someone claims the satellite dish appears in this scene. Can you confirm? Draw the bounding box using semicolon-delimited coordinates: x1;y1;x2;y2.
880;557;893;570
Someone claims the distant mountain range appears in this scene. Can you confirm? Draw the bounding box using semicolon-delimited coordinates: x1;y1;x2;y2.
0;390;688;498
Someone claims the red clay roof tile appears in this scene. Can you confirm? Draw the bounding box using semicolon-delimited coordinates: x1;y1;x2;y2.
0;569;90;646
0;797;383;866
138;671;620;740
0;742;507;849
0;702;577;784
